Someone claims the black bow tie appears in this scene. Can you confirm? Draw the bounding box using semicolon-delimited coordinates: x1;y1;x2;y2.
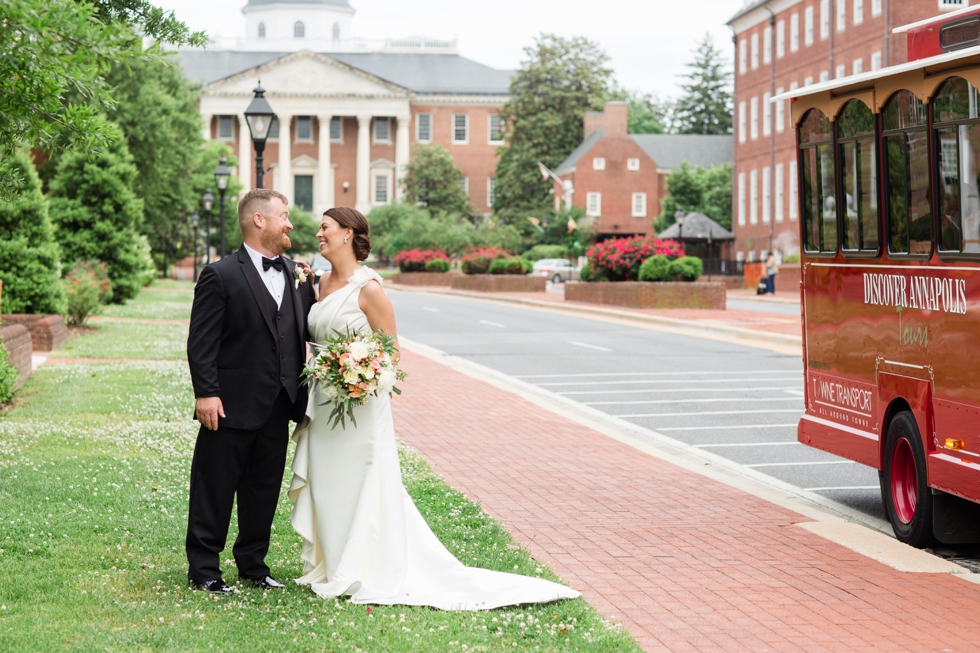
262;256;284;272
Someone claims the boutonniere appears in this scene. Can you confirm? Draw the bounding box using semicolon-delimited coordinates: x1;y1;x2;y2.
293;265;309;290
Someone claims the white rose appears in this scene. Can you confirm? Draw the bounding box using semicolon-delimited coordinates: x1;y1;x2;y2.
349;341;370;361
377;369;397;393
361;366;376;380
322;385;339;401
343;369;359;384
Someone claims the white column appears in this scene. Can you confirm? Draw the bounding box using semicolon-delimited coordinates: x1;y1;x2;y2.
201;113;212;141
394;114;410;202
317;114;333;216
355;114;372;214
237;115;251;193
277;114;293;199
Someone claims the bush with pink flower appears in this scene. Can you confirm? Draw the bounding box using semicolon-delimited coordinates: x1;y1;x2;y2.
585;237;684;282
394;249;450;273
460;248;510;275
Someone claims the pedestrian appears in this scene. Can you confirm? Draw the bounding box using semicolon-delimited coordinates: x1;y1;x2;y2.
766;252;778;295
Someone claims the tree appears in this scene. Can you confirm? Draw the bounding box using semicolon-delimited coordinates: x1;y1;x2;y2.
609;87;674;134
49;130;150;303
190;142;244;258
0;149;65;314
0;0;205;199
493;34;613;224
286;206;323;256
658;162;733;231
368;203;521;258
672;34;733;135
401;144;473;216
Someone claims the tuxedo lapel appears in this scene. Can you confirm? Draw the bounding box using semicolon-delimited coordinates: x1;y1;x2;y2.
237;247;277;338
283;258;307;342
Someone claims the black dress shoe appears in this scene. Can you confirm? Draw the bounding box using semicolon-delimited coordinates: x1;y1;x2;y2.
240;575;285;590
191;578;235;595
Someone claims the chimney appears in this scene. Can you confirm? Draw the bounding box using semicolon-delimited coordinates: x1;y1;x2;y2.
583;102;628;137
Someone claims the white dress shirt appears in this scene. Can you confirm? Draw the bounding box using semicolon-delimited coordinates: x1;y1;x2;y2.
243;243;286;308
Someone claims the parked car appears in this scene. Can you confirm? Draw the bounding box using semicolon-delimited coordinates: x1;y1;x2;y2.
532;258;580;283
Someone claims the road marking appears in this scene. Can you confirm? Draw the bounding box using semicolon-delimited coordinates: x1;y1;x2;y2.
540;376;800;388
658;423;799;431
585;397;802;406
423;307;440;313
616;409;804;418
560;385;801;396
806;486;880;491
694;442;800;448
567;341;613;352
745;461;856;468
784;389;805;396
514;370;800;380
478;320;506;328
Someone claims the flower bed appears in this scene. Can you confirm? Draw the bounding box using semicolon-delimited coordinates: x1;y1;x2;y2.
585;237;684;281
566;281;726;309
451;275;546;293
394;249;450;273
390;272;456;287
0;314;68;351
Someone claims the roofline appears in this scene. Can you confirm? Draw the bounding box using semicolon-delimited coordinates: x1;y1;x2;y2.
892;4;978;34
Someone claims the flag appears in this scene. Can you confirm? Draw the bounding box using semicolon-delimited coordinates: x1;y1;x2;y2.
538;163;549;181
567;218;577;233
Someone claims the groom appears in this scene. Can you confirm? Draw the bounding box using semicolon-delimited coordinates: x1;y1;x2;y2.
185;188;316;594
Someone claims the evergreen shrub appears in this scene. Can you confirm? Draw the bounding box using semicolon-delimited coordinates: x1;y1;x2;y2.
638;255;671;282
0;343;16;404
668;256;704;282
461;248;510;275
578;260;608;282
424;258;451;273
521;244;568;261
62;261;111;325
585;237;683;281
488;258;532;275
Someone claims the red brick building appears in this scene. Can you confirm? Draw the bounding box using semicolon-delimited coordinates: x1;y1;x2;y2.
554;103;731;238
728;0;970;262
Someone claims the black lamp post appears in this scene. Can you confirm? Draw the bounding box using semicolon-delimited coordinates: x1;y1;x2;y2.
214;157;231;258
675;210;686;255
244;83;276;189
191;211;200;281
201;188;214;266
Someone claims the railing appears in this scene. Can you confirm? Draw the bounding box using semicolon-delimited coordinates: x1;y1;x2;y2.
701;258;744;276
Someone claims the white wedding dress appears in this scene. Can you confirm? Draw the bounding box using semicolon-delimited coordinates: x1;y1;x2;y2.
288;267;580;610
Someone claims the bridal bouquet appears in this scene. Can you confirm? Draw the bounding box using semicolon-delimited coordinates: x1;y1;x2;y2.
301;328;406;428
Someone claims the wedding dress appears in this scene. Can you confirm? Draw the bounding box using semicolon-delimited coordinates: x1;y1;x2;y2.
288;267;580;610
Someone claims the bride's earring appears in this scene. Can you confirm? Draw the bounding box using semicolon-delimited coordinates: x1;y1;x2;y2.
344;236;349;244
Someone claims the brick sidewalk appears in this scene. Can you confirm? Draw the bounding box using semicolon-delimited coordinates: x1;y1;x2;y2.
392;349;980;652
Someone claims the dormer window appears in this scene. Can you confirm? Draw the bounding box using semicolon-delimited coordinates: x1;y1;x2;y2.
294;21;305;38
258;22;265;39
332;23;341;41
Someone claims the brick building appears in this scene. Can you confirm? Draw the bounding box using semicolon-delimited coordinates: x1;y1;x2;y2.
727;0;970;262
554;103;731;238
178;0;511;218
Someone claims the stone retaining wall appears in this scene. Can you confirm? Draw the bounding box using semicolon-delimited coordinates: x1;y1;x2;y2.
1;314;68;351
0;324;33;389
451;275;547;293
391;272;455;287
566;281;727;309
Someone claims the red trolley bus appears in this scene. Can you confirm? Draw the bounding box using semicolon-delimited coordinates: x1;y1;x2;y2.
779;5;980;547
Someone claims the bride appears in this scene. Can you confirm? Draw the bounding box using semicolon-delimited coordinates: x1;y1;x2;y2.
288;207;579;610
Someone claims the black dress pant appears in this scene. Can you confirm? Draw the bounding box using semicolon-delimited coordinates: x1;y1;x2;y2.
185;388;292;583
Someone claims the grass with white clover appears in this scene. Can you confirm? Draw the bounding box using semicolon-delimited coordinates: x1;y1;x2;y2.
0;280;640;652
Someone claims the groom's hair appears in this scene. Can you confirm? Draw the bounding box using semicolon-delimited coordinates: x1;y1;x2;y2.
238;189;289;233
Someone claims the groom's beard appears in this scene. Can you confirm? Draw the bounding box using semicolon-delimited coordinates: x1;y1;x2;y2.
261;229;291;255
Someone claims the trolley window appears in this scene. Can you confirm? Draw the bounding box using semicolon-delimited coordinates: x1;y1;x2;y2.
799;109;837;254
837;100;879;254
933;77;980;255
882;90;932;256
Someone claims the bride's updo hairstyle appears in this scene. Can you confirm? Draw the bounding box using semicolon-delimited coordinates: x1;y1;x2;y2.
325;207;371;261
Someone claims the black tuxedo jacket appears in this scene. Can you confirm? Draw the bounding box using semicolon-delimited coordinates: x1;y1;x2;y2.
187;246;316;430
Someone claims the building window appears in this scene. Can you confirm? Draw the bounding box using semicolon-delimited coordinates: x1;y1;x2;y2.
751;32;759;69
872;0;882;16
373;174;390;205
218;115;234;141
790;13;800;52
268;117;279;141
836;64;846;79
330;117;343;142
374;117;390;142
457;177;469;194
871;51;882;71
631;193;647;218
592;157;606;170
790;81;799;92
258;22;265;38
487;177;496;206
750;96;759;140
805;6;815;45
294;175;313;212
820;0;830;40
739;101;747;143
738;172;746;226
763;166;771;223
837;0;846;31
750;169;758;225
775;87;785;133
789;160;798;220
748;250;756;262
736;251;745;262
416;113;431;142
627;158;640;171
820;70;829;83
763;92;772;137
296;116;312;142
739;39;747;74
294;21;305;38
853;58;863;75
854;0;864;24
763;26;772;64
488;114;504;144
332;23;340;41
586;192;601;217
804;75;814;86
777;21;785;58
776;163;785;222
940;0;968;7
452;114;468;144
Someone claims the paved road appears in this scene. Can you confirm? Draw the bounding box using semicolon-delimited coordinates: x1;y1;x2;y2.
389;289;885;522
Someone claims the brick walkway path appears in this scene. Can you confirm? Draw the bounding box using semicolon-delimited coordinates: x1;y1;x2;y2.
392;349;980;652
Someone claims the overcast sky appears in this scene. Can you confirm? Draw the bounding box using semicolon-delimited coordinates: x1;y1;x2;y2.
155;0;746;98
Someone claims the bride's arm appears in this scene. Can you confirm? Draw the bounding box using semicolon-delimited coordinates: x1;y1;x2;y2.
359;280;400;360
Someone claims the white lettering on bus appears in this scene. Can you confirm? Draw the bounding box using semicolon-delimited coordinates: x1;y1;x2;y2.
812;378;873;412
863;272;966;315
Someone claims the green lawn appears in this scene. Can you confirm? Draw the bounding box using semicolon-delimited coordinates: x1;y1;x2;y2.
0;285;639;652
101;279;194;321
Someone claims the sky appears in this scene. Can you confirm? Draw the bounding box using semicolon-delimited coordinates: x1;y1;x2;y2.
154;0;746;98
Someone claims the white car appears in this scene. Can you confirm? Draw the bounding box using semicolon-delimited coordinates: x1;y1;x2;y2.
532;258;580;283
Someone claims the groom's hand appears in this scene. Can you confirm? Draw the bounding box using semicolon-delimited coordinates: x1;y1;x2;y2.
196;397;226;431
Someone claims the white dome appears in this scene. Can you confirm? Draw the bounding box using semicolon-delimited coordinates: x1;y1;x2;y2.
242;0;354;50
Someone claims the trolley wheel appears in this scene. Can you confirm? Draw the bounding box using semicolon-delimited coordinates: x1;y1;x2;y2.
552;274;562;284
880;411;935;548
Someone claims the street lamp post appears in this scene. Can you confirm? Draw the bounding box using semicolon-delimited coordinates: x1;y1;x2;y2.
201;188;214;266
191;211;200;281
675;211;686;255
213;158;231;258
244;83;276;189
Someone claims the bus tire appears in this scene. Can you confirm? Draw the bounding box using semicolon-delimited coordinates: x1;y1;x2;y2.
881;411;935;548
